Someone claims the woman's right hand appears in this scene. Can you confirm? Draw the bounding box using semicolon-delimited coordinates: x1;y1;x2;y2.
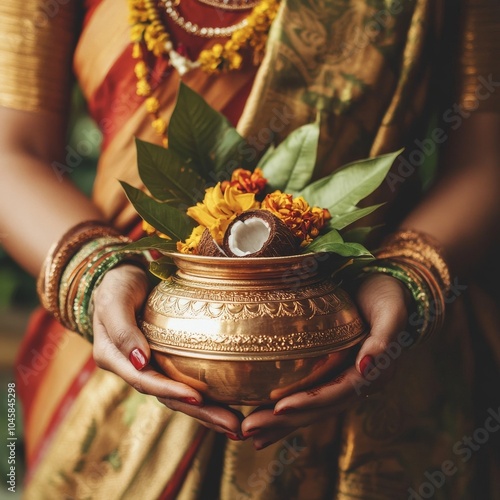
92;263;244;438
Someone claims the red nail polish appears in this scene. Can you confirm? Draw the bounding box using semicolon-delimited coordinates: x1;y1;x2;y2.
243;427;260;437
180;397;202;406
273;406;294;416
225;433;241;441
129;348;147;370
359;355;375;378
255;440;273;451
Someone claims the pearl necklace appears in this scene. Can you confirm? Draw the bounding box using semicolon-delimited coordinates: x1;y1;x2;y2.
195;0;259;10
161;0;249;38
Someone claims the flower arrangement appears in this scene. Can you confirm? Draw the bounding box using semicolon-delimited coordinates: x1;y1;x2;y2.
121;82;400;279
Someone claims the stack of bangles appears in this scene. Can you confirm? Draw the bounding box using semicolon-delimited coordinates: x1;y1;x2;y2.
359;229;452;345
37;220;150;342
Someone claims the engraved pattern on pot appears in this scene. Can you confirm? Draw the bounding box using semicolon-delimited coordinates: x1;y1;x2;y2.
146;281;344;320
141;317;365;353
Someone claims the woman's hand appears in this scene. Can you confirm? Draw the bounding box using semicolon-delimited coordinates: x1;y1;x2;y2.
241;273;413;449
92;264;243;437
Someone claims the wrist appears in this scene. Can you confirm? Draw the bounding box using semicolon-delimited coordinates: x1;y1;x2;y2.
37;220;150;341
356;228;451;345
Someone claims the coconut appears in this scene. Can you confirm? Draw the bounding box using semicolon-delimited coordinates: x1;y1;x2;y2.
197;229;227;257
222;210;300;257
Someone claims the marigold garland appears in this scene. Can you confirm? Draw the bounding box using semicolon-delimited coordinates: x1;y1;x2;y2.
127;0;280;146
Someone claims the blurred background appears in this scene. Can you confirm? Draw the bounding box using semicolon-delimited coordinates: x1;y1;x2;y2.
0;86;100;499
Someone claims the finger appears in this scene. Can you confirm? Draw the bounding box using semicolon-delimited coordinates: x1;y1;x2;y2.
271;365;357;413
93;323;204;405
158;398;243;436
242;407;340;449
93;269;152;370
355;275;410;383
250;426;296;450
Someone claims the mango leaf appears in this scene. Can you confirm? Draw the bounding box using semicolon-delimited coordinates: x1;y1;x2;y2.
304;229;373;257
327;203;384;230
342;225;383;245
120;181;195;241
331;255;375;281
259;120;319;193
168;82;253;179
149;257;177;280
122;235;177;253
298;149;402;214
136;138;207;204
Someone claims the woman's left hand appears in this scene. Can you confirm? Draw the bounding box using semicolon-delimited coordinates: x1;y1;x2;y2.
240;273;413;449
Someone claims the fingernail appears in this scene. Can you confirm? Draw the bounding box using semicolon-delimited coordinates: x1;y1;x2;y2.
359;355;375;378
273;406;294;416
129;348;147;370
243;427;260;437
255;440;273;451
225;433;241;441
180;397;202;406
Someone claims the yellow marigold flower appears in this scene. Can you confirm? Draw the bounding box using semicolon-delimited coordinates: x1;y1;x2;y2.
132;42;142;59
187;183;258;244
261;191;330;245
198;51;221;73
151;117;167;135
211;44;224;57
131;23;146;42
177;225;206;254
136;78;151;96
231;30;249;45
142;220;170;239
145;96;159;113
134;61;148;79
228;52;243;71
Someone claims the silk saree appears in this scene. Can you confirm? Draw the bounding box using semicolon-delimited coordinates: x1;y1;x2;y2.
1;0;499;498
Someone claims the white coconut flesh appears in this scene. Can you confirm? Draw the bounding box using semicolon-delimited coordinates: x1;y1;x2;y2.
227;218;271;256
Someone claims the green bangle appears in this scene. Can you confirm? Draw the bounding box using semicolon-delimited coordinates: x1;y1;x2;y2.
73;247;149;341
358;259;432;343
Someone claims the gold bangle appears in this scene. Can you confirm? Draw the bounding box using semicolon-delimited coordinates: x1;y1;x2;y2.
359;229;452;345
376;229;451;293
37;221;120;320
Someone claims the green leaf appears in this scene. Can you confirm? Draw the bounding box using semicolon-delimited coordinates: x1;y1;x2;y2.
298;149;402;214
168;82;252;179
135;138;207;204
122;236;177;253
120;181;195;241
259;121;319;193
342;225;383;244
149;257;177;280
327;203;384;230
304;229;373;257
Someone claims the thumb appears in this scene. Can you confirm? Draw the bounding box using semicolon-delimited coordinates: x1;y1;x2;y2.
354;274;411;388
93;264;152;371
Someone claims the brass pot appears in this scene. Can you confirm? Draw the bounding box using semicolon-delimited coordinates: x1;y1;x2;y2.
141;252;366;405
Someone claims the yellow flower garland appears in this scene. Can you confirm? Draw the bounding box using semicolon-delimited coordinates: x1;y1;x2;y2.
128;0;280;146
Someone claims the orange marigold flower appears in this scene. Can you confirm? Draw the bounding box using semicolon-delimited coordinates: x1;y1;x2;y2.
222;168;267;194
261;191;331;246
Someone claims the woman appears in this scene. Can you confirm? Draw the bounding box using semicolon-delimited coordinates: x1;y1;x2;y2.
1;0;499;498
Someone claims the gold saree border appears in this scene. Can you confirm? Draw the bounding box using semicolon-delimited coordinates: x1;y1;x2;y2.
24;368;207;499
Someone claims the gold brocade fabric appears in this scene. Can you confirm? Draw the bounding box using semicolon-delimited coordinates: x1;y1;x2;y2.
0;0;77;113
6;0;500;498
458;0;500;112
